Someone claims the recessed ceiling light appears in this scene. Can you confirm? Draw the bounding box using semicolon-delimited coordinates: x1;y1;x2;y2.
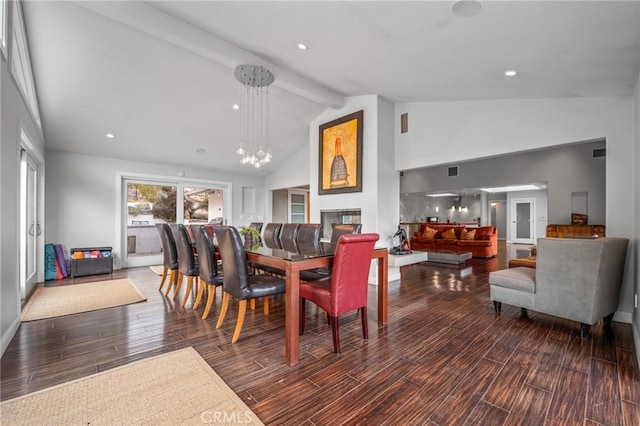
480;184;543;193
232;104;240;110
193;148;206;154
106;133;115;139
427;193;457;197
504;70;518;77
297;43;308;50
451;0;483;18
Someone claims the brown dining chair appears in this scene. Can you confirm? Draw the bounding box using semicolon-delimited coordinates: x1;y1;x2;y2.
330;223;362;244
299;233;379;353
156;223;179;294
214;225;286;343
296;223;322;244
300;223;360;282
262;223;282;249
279;223;300;252
248;222;263;233
194;225;223;319
173;224;200;306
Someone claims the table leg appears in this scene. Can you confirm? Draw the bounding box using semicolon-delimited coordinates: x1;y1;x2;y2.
284;263;300;366
377;252;388;324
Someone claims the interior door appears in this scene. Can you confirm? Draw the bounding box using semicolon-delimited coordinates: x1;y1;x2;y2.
510;198;535;244
20;150;39;298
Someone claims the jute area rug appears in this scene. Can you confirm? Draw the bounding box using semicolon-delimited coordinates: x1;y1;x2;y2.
149;265;164;275
0;347;264;425
21;278;146;322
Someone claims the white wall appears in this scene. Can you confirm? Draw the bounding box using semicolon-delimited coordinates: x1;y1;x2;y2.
310;96;384;236
264;144;310;223
1;43;46;355
45;151;266;269
396;96;635;318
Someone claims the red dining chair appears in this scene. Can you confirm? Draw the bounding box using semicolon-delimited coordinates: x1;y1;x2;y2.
299;233;379;353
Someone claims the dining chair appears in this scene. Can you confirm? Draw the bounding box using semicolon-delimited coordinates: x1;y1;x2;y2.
330;223;362;244
249;222;263;233
194;225;224;319
296;223;322;244
174;224;200;306
279;223;300;252
214;225;286;343
262;223;283;249
156;223;179;294
300;223;361;282
299;233;379;353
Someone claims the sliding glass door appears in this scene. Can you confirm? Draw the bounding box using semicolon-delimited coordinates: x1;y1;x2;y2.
123;178;228;268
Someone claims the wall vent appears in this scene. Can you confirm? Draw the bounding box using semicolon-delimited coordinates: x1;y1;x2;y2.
593;148;606;158
400;171;404;177
400;113;408;134
447;166;459;177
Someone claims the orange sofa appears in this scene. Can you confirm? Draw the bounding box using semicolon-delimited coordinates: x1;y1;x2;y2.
410;223;498;258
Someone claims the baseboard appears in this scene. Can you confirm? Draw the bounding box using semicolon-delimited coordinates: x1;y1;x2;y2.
1;316;21;357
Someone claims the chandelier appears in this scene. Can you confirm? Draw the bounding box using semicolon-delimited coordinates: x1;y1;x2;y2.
234;65;274;168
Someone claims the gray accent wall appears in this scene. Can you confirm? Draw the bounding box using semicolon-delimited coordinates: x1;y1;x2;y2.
400;140;606;226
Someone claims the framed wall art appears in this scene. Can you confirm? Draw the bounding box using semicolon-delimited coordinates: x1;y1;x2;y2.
318;110;363;195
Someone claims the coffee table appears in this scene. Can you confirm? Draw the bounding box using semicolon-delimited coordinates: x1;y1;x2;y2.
426;250;472;265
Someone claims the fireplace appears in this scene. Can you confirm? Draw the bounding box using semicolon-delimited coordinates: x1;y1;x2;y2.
320;209;361;240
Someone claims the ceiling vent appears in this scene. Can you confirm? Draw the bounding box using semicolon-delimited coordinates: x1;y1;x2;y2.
447;166;459;177
593;148;606;158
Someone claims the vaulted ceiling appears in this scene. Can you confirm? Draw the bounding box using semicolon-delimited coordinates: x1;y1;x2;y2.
22;1;640;175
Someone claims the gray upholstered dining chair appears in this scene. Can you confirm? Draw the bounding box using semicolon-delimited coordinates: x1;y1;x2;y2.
213;225;286;343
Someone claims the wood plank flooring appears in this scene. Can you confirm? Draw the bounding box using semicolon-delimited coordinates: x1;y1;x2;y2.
2;242;639;425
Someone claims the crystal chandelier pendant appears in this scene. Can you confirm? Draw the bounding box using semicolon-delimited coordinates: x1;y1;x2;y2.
234;65;275;168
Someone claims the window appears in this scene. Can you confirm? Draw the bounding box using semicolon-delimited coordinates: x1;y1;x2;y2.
0;0;7;58
10;0;41;126
121;175;230;268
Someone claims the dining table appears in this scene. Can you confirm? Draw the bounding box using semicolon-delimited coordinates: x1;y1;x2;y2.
244;241;389;366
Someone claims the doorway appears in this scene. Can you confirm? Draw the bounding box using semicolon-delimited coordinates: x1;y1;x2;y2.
19;142;42;299
510;198;536;244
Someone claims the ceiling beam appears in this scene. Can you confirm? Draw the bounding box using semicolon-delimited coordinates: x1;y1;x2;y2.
72;0;344;109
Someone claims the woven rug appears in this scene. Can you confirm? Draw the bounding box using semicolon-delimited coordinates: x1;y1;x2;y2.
149;265;164;275
0;347;264;425
21;278;146;322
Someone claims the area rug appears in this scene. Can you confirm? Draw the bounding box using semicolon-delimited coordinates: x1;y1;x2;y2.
21;278;146;322
0;347;264;425
149;265;164;275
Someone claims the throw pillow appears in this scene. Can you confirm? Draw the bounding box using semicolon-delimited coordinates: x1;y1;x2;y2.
441;228;457;239
461;228;476;240
422;226;438;240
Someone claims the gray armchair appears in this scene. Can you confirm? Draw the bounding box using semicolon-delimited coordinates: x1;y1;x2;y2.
489;237;628;337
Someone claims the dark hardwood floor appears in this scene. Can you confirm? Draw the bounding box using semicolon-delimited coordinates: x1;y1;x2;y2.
2;242;639;425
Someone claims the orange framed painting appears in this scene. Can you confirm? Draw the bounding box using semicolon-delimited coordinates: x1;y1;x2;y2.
318;110;363;195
